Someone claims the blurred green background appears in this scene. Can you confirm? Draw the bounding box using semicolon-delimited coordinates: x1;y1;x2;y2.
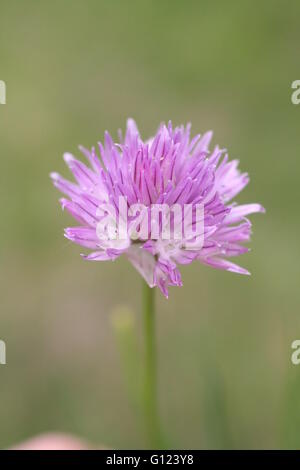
1;0;300;449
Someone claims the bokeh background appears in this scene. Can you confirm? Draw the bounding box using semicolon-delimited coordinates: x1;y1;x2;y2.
1;0;300;449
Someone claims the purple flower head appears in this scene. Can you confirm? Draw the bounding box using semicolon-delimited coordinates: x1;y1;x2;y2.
51;119;265;298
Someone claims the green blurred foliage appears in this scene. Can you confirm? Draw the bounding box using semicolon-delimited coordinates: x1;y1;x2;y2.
0;0;300;449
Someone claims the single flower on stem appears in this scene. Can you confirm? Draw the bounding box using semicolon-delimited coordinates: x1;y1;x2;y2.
51;119;264;447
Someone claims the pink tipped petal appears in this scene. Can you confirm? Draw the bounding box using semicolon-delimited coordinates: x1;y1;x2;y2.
81;250;121;261
203;257;251;275
224;204;265;224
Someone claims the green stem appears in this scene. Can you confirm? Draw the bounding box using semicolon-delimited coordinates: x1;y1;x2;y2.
143;281;163;448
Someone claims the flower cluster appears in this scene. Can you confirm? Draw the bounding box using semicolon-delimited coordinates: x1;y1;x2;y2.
51;119;264;297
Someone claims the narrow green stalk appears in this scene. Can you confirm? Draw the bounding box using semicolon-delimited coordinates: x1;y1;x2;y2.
143;281;163;448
